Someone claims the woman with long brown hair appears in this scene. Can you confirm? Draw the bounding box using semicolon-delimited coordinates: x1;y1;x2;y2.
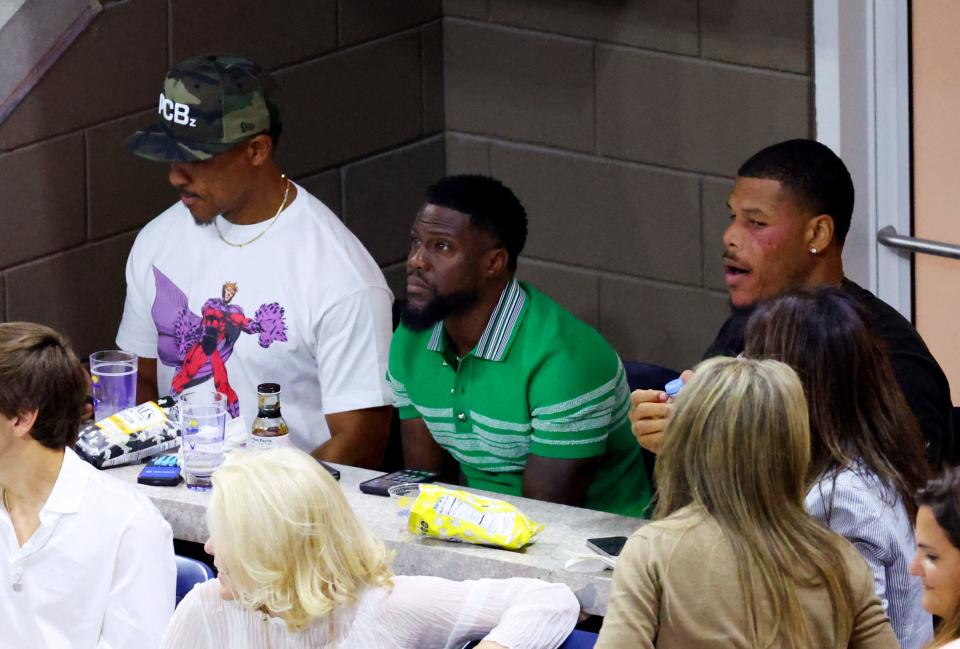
745;287;932;648
911;469;960;648
596;356;897;648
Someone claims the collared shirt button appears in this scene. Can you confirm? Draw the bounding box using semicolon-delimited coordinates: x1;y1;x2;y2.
450;388;455;395
457;412;466;421
441;360;448;367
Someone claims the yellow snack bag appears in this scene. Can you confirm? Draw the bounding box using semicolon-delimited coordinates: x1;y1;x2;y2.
405;484;544;550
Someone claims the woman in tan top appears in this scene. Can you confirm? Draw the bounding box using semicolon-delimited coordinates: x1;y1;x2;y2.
596;356;898;649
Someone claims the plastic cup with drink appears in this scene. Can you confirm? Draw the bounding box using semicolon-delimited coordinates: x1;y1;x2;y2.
178;390;227;490
388;483;422;535
89;350;138;421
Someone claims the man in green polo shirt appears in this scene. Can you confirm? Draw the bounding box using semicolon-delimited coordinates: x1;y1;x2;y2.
387;175;651;517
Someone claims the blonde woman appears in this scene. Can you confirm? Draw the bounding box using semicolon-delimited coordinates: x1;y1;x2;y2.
160;447;578;649
596;357;898;649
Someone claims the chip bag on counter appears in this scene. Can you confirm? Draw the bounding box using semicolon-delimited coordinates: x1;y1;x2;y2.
404;484;544;550
75;397;180;469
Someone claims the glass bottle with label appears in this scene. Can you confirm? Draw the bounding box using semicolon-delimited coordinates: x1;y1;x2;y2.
249;383;290;449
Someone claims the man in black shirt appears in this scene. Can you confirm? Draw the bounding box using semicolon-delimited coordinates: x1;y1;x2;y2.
632;139;954;468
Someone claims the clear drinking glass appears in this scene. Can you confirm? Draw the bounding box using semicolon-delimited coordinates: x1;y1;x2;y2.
179;390;227;491
89;350;138;421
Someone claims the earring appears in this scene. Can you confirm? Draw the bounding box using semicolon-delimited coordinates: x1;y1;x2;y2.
809;247;817;254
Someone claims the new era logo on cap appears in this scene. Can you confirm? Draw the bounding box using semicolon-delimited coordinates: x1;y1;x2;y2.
127;54;279;163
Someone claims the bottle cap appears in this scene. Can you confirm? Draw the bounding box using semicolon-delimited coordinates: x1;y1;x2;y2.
664;378;685;398
257;383;281;394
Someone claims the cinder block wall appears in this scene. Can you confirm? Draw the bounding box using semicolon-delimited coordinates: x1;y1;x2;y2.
0;0;812;371
0;0;444;358
443;0;813;370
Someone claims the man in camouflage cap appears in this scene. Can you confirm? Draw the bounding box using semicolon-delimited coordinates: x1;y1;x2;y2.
117;55;394;467
128;54;281;164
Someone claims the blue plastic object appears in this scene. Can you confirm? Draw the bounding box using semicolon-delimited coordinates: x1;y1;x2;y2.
664;377;685;399
175;555;215;606
559;630;599;648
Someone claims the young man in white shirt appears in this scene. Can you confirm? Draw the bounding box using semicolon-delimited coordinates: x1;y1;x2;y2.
119;55;393;466
0;322;175;649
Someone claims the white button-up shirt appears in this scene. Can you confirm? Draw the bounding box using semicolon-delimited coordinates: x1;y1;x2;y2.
0;448;175;649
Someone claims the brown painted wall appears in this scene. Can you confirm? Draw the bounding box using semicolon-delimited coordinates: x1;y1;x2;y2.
0;0;812;371
912;0;960;404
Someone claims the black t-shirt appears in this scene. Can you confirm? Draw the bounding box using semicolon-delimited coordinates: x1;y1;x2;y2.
704;279;955;468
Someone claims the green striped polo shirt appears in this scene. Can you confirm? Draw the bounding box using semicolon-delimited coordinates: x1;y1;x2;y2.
388;279;651;517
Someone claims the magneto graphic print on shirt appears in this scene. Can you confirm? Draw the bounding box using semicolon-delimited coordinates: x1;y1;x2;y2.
150;266;287;417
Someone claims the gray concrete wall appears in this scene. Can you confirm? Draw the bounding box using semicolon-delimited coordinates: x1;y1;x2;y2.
0;0;812;371
443;0;812;370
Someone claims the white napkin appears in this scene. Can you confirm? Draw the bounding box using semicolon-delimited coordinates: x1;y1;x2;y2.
224;416;249;452
564;551;617;572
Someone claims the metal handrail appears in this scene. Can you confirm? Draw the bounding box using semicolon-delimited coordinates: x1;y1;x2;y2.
877;226;960;260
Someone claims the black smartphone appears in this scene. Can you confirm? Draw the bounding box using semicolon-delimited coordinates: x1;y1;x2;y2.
358;469;439;496
137;455;182;486
318;460;340;481
586;535;628;558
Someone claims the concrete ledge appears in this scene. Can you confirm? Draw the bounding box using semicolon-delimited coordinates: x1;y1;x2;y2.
107;460;642;616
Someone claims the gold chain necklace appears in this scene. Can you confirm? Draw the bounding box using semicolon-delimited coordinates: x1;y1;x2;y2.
215;175;291;248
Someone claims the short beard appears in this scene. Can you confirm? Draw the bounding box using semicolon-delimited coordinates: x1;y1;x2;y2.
193;215;214;227
400;289;478;331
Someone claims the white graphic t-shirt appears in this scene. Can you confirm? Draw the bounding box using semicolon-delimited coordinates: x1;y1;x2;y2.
117;184;393;451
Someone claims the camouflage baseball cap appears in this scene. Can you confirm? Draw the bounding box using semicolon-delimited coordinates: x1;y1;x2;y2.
127;54;279;163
